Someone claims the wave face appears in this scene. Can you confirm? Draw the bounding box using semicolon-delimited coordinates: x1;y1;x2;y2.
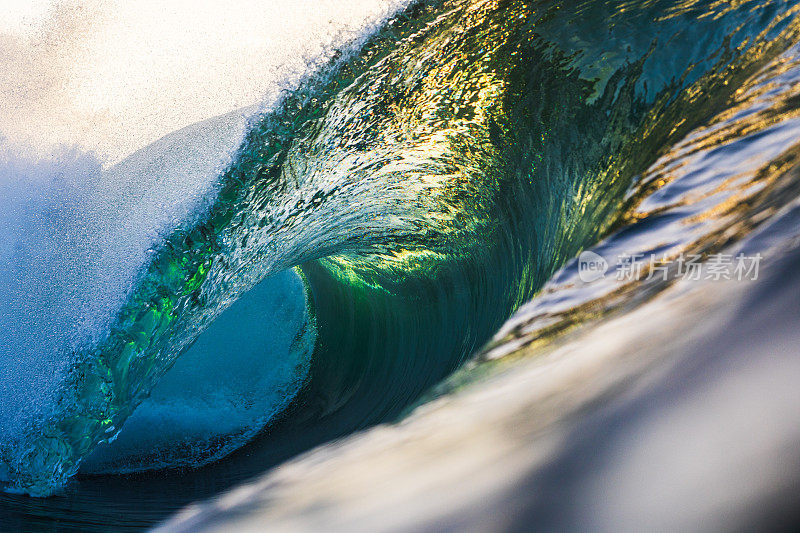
2;0;800;513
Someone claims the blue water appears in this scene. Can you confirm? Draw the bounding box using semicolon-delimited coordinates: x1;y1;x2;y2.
81;268;315;474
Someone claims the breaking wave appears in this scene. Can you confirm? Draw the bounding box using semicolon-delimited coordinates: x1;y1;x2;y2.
2;4;800;531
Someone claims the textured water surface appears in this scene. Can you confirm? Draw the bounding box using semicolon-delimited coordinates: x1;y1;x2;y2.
2;0;800;530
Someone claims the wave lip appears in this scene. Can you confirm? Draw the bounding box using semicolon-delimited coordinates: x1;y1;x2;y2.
0;0;412;496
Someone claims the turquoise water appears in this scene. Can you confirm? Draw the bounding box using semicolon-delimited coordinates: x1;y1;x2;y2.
3;0;800;529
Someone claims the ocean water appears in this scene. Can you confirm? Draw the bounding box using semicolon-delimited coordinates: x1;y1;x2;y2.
2;0;800;530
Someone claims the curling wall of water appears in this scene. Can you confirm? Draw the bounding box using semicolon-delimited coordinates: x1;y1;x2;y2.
2;0;800;522
0;0;413;494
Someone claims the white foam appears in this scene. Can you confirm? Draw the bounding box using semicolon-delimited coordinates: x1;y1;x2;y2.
0;0;412;164
0;0;411;479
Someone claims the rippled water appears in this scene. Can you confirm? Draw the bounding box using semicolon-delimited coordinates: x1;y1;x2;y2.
2;0;800;530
